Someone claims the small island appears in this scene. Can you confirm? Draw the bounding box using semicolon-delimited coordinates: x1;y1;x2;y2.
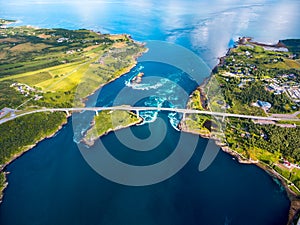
181;37;300;224
0;20;147;200
83;110;142;146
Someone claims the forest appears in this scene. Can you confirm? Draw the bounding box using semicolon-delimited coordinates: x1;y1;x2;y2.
0;112;66;167
219;77;295;114
225;119;300;162
185;39;300;191
0;112;67;192
225;118;300;189
281;39;300;58
0;24;146;194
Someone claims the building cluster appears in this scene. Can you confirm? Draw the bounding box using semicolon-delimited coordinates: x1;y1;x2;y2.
10;83;43;100
224;55;257;76
66;49;82;54
266;74;300;103
287;88;300;102
282;159;300;169
224;46;300;105
267;82;284;95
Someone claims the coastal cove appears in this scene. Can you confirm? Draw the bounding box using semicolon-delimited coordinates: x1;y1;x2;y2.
1;0;300;224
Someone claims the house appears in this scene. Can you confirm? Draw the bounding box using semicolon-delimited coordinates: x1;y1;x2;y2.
57;37;69;43
245;51;251;56
257;100;272;110
283;160;292;168
238;82;246;88
288;74;296;79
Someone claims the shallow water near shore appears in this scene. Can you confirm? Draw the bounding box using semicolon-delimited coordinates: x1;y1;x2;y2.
1;0;300;224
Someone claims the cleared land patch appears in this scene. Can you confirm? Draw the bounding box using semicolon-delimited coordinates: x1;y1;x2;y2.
9;42;50;53
15;72;52;85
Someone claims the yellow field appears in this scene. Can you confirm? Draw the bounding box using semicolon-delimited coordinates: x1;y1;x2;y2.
0;36;145;103
37;60;94;91
112;42;127;49
15;72;52;85
284;59;300;69
37;34;52;39
109;34;126;40
0;61;84;82
0;52;7;59
0;44;110;94
0;45;103;86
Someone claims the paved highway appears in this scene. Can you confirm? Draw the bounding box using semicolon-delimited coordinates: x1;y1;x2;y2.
1;106;300;125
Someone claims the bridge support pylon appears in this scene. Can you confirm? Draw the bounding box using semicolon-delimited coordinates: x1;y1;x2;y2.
183;113;186;121
136;110;139;118
95;110;99;116
65;111;70;117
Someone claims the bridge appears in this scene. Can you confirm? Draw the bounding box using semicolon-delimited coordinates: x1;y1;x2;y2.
1;106;300;125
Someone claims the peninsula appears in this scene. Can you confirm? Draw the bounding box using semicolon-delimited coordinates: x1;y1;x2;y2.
181;37;300;224
0;20;147;199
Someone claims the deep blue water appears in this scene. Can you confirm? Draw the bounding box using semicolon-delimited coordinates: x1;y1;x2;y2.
1;0;300;224
0;117;290;225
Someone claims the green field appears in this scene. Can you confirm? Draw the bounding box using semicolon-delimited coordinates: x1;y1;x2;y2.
184;39;300;192
0;22;146;195
0;25;146;109
83;110;142;145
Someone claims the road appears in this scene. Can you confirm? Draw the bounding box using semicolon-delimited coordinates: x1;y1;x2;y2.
1;106;300;125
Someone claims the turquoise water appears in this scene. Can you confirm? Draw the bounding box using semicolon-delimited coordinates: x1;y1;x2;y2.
1;0;300;224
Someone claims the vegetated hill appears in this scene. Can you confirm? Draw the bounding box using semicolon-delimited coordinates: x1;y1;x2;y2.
280;39;300;58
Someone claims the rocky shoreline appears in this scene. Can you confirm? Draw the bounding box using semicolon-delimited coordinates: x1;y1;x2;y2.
82;117;143;147
180;38;300;224
0;115;69;203
181;120;300;224
0;33;148;204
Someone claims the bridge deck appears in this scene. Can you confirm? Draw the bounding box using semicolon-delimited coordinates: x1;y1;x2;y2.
1;106;300;125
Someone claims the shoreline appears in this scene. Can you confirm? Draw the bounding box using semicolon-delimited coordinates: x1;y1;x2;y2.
181;124;300;224
0;60;140;202
0;55;141;170
0;115;69;203
180;37;300;224
0;32;147;203
81;45;148;107
1;29;297;222
220;141;300;224
82;117;144;147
